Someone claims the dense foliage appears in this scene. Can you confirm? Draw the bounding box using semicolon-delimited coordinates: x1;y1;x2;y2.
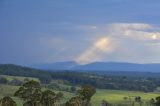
0;97;17;106
50;71;160;92
13;81;96;106
66;85;96;106
14;81;63;106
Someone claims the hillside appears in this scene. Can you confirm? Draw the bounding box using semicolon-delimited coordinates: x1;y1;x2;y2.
0;64;52;83
1;64;160;92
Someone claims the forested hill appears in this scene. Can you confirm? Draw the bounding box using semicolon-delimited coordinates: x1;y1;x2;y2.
1;64;160;78
0;64;52;83
1;64;160;92
0;64;160;92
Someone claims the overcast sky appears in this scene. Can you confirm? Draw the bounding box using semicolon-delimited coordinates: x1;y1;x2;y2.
1;0;160;65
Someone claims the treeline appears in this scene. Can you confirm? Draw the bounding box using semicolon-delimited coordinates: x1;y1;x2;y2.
49;71;160;92
1;64;160;92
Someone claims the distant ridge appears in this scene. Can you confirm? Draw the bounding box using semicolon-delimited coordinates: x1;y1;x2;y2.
33;61;160;72
34;61;78;70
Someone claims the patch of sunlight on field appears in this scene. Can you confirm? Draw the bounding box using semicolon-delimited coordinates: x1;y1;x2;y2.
91;89;160;106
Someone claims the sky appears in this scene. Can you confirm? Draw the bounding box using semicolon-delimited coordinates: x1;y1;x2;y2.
1;0;160;65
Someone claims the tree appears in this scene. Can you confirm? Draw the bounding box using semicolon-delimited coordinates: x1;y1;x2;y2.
66;85;96;106
14;80;41;106
135;96;143;106
65;96;83;106
0;96;17;106
135;96;141;102
149;98;155;106
77;85;96;106
155;96;160;106
40;90;57;106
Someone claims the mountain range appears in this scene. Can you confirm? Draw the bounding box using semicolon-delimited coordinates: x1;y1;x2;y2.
33;61;160;72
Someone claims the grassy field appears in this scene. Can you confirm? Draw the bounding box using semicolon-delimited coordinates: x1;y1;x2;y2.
0;84;75;106
1;84;160;106
91;89;160;106
0;84;23;106
0;75;160;106
0;75;39;82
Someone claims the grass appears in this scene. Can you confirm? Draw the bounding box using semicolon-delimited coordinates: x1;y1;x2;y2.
0;75;160;106
0;84;23;106
91;89;160;106
0;84;19;96
0;75;39;82
0;84;74;106
1;84;160;106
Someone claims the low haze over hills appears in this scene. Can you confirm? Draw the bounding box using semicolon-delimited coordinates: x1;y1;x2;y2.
34;61;160;72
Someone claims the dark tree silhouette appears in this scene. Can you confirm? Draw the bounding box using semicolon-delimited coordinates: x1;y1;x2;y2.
155;96;160;106
135;96;143;106
135;96;141;102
